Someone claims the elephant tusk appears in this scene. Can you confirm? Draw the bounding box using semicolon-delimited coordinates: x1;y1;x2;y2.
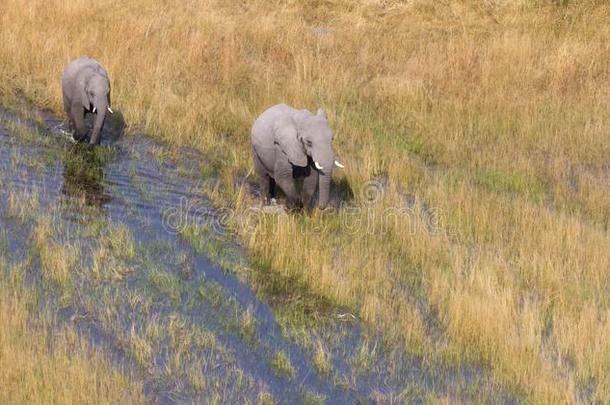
107;107;114;114
314;161;324;170
92;106;96;113
334;160;345;168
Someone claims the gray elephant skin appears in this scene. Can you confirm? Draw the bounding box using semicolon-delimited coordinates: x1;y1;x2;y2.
251;104;344;209
61;57;113;145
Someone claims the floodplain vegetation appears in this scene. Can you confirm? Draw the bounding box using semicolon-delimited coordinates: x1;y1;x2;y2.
2;0;610;402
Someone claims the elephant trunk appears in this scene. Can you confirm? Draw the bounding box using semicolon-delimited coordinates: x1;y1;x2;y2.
312;146;335;209
90;98;107;145
318;170;332;208
317;154;335;208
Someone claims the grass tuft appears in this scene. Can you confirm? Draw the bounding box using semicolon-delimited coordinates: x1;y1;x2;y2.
271;350;295;379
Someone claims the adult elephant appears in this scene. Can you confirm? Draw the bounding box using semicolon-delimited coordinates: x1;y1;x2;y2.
61;57;113;145
251;104;344;209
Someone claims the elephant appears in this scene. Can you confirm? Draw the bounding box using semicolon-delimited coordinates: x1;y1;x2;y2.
61;57;113;145
251;104;344;209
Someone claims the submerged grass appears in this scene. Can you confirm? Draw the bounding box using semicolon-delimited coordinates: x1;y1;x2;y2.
2;200;280;401
1;0;610;401
271;350;295;379
0;261;144;404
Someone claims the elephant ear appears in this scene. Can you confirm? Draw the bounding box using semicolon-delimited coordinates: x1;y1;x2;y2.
273;115;308;167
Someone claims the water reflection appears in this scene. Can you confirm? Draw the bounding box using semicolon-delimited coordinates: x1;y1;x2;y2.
61;144;112;209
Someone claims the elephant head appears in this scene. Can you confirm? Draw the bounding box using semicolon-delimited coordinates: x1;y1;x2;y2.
78;68;113;145
275;108;344;208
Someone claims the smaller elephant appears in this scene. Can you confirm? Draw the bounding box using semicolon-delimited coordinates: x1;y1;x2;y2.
61;57;113;145
251;104;344;209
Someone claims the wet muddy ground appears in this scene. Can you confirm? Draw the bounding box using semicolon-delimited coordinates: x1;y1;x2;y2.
0;103;506;403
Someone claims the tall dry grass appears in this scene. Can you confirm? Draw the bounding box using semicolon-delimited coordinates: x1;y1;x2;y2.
2;0;610;401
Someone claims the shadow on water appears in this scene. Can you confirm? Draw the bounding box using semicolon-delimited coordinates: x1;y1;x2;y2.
99;109;126;145
0;103;510;403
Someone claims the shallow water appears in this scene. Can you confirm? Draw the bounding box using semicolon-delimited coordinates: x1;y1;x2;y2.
0;103;507;403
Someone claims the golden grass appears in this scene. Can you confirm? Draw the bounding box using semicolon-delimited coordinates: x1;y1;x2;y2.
313;339;332;375
2;0;610;401
33;218;79;302
0;263;144;404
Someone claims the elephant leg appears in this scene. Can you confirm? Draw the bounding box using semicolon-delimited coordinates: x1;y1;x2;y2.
253;149;273;203
274;158;300;209
71;101;87;141
302;169;319;209
269;177;276;199
257;173;274;204
63;95;73;132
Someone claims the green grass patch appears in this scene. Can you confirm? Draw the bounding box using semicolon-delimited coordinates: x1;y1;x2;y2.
197;278;226;307
472;167;546;201
149;271;183;304
393;135;425;156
